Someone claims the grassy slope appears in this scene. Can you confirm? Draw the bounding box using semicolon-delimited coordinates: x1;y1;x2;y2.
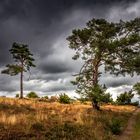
131;112;140;140
0;97;136;140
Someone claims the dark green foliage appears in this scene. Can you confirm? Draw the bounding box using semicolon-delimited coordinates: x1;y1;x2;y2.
26;92;39;98
1;42;35;75
108;118;122;135
1;64;23;76
116;91;134;105
43;95;49;99
15;94;19;98
59;93;71;104
88;85;106;104
67;18;140;110
101;93;113;103
87;85;113;109
133;82;140;95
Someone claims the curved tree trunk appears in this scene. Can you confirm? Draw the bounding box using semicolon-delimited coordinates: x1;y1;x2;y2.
92;58;101;110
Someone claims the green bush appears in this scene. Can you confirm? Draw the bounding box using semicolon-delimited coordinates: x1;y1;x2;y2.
43;95;49;99
59;93;71;104
26;92;39;98
15;94;19;98
108;118;122;135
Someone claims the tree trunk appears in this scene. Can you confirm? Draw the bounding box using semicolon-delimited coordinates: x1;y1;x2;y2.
20;62;23;99
93;66;98;85
92;58;101;110
92;101;100;111
20;71;23;98
93;58;100;85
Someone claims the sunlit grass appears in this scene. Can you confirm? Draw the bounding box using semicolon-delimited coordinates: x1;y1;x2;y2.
0;97;136;140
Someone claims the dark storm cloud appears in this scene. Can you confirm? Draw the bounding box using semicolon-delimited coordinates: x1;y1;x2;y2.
0;0;137;65
0;0;139;96
40;62;71;74
0;0;136;21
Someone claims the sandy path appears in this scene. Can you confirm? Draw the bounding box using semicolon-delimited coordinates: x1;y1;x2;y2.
118;108;140;140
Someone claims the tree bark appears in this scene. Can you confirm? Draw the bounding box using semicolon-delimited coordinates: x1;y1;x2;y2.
20;71;23;98
93;65;98;85
20;62;23;99
92;58;101;110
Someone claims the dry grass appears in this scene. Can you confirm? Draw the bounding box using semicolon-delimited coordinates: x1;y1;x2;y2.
131;112;140;140
0;97;136;140
101;104;136;112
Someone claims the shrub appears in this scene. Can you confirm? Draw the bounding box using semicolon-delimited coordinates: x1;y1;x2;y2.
15;94;19;98
26;92;39;98
59;93;71;104
43;95;49;99
108;118;122;135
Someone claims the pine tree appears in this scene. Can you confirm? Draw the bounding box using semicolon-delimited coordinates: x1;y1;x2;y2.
67;18;140;110
1;42;35;98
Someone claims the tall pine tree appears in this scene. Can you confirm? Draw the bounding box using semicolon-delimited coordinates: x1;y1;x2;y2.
67;18;140;110
1;42;35;98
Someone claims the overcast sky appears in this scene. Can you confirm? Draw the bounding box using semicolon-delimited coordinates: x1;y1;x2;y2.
0;0;139;98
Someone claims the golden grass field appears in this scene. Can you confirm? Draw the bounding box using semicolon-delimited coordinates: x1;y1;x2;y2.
0;97;136;140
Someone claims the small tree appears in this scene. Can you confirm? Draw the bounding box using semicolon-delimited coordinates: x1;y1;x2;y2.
67;18;140;110
26;91;39;98
116;90;134;105
1;42;35;98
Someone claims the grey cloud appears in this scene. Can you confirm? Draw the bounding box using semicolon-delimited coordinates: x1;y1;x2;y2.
0;0;139;97
100;73;140;88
